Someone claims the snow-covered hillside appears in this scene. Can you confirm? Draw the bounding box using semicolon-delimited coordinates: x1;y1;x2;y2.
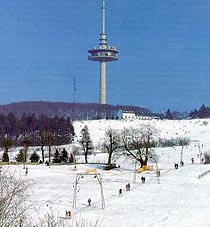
2;118;210;227
73;118;210;151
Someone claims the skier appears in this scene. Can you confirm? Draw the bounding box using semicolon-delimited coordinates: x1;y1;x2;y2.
88;198;91;206
191;158;194;164
141;176;145;183
119;188;122;196
25;167;28;176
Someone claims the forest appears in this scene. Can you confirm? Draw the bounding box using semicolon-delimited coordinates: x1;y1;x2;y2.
0;101;159;120
0;113;75;147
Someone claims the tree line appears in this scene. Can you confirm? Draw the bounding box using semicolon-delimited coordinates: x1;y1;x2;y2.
0;101;156;120
165;104;210;120
189;104;210;119
0;113;75;162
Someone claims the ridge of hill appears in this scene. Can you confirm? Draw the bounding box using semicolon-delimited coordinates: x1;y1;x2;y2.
0;101;161;120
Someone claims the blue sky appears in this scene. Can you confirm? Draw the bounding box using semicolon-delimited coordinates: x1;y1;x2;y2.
0;0;209;113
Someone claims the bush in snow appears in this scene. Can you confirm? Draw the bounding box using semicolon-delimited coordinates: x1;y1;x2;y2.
30;151;40;163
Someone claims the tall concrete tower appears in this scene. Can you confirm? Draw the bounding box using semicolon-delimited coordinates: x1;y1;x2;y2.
88;0;119;104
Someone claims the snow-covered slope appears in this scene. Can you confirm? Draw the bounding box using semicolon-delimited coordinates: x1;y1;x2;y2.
73;118;210;149
2;118;210;227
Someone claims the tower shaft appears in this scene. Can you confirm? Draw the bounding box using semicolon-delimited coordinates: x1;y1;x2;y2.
88;0;118;105
100;62;106;104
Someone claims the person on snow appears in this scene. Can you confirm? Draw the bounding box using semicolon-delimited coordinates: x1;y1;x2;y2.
25;167;28;175
141;176;145;183
88;198;91;206
126;183;130;191
119;188;122;196
180;161;184;167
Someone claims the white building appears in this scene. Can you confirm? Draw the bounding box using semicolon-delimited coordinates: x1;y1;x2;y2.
117;110;153;121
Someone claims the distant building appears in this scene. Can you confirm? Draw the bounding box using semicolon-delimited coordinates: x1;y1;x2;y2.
117;110;153;121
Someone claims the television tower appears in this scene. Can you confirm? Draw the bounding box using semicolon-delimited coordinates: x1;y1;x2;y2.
88;0;119;104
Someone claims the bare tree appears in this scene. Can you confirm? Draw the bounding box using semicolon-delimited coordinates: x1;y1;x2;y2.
45;131;55;164
0;169;30;227
39;130;46;163
118;124;159;167
79;125;93;163
22;138;30;169
103;128;121;167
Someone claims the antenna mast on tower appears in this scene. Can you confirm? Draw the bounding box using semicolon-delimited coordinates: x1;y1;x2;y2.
73;78;77;103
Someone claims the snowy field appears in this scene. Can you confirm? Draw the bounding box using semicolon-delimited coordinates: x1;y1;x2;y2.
2;118;210;227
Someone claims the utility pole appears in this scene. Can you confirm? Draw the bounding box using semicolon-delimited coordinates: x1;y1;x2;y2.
133;160;137;183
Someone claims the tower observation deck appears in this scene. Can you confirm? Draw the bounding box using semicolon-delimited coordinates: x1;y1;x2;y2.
88;0;119;104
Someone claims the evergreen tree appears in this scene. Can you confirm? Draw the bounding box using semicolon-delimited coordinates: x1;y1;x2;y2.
198;104;210;118
189;109;198;119
30;151;40;163
15;149;25;162
79;125;93;163
60;148;68;163
52;148;61;163
165;109;173;120
2;151;9;162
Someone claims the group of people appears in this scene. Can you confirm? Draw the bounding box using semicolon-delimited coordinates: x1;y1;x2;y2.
65;210;71;219
174;157;206;168
174;158;196;169
119;178;146;196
